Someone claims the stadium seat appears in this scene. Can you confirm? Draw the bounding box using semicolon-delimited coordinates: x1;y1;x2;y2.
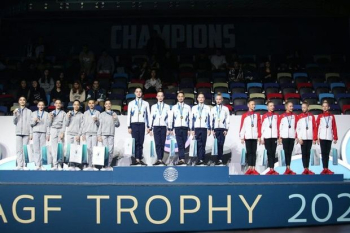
314;83;330;96
184;93;195;106
196;83;211;94
329;104;341;115
255;105;267;114
325;72;341;83
164;99;176;105
122;105;128;115
145;99;157;106
212;72;227;83
213;83;228;93
274;105;285;115
318;93;335;105
225;104;233;114
330;83;346;95
336;93;350;110
249;93;265;105
125;93;136;104
277;72;292;84
130;79;145;85
293;72;309;84
232;93;248;106
144;93;157;99
342;105;350;114
297;83;313;96
284;93;301;105
234;105;248;115
247;83;263;94
128;83;143;93
280;83;296;95
264;83;279;95
111;105;122;115
94;105;103;112
219;93;231;105
110;99;123;106
266;93;283;105
301;93;318;105
229;82;246;94
293;105;302;115
203;93;213;105
308;105;323;115
0;106;7;115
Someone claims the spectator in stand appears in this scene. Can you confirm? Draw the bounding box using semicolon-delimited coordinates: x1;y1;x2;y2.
260;61;274;83
36;52;50;72
97;50;115;74
35;37;45;59
38;69;54;94
228;61;244;82
79;44;95;76
28;80;47;106
50;80;67;106
146;30;166;59
144;69;162;93
79;72;90;90
210;49;227;70
16;80;30;101
70;80;86;103
150;55;160;70
195;51;211;72
138;61;150;80
86;80;106;106
58;72;70;91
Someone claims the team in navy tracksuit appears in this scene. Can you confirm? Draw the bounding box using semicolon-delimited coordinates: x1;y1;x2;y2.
210;93;230;166
190;93;211;166
168;91;192;166
127;87;151;166
150;90;170;166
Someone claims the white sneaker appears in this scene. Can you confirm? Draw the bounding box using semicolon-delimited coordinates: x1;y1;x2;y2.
35;166;42;170
57;166;63;171
68;167;75;171
22;167;29;171
106;167;113;171
51;166;58;171
100;167;107;171
83;167;93;171
14;166;23;170
75;167;81;171
93;167;99;171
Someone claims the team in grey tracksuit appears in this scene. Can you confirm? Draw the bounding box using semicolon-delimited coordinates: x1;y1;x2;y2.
31;110;50;167
82;109;100;167
13;107;33;168
48;109;66;167
65;110;83;167
97;110;120;167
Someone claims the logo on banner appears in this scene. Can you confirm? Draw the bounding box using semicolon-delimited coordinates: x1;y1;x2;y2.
163;167;178;182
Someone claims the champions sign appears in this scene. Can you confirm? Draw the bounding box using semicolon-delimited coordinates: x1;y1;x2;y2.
111;24;235;49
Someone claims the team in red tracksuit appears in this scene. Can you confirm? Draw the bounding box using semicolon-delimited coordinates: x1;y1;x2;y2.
261;101;279;175
239;100;261;175
296;102;317;175
277;101;297;175
316;101;338;175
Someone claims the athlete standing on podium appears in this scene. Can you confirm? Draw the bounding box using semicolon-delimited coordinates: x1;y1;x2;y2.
261;101;279;175
169;91;191;166
296;101;317;175
210;93;230;166
190;93;211;166
239;99;261;175
278;101;297;175
150;90;170;166
316;100;338;175
127;87;151;166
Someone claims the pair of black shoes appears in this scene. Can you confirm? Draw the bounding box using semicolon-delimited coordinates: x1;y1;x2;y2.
131;160;147;166
153;160;166;166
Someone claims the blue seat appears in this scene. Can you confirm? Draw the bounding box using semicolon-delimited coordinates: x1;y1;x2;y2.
247;82;263;90
113;73;129;79
319;93;335;103
0;106;7;114
108;94;124;100
293;72;308;79
112;82;127;89
255;105;267;110
220;93;230;99
313;83;329;89
125;93;136;100
212;72;227;78
330;83;345;90
302;93;318;100
335;93;350;101
264;83;279;89
234;105;248;115
232;93;248;100
274;105;285;111
165;93;176;99
294;105;302;110
229;82;245;89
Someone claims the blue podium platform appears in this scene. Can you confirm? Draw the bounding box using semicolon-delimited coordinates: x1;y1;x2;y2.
0;167;349;233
